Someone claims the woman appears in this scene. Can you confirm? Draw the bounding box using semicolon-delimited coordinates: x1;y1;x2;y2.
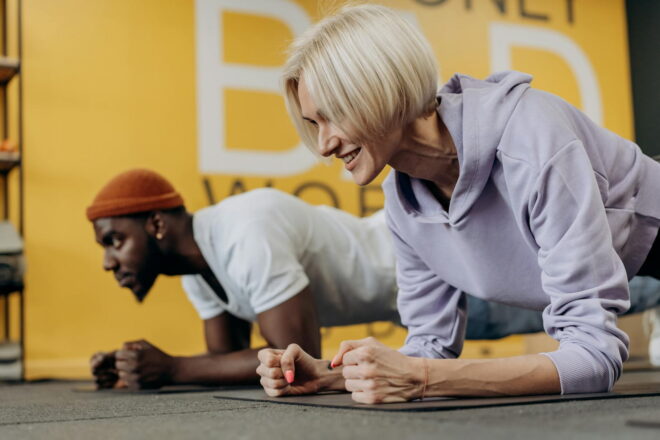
256;4;660;403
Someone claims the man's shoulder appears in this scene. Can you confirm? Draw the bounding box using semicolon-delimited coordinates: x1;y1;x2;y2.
194;189;310;244
197;189;303;223
219;188;306;215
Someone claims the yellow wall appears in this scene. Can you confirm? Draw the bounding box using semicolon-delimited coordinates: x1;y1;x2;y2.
18;0;632;378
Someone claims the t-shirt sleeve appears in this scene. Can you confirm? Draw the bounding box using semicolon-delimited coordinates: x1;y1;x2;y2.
525;140;630;394
181;275;226;320
223;221;310;315
387;209;467;359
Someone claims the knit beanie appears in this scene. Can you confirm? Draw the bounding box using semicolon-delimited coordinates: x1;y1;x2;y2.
86;169;184;221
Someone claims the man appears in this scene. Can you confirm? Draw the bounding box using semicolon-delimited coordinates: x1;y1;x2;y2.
88;169;660;389
88;169;400;389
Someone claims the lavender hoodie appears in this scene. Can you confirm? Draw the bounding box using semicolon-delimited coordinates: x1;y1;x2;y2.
385;71;660;394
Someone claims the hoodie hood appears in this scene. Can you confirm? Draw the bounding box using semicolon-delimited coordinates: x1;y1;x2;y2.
393;71;532;225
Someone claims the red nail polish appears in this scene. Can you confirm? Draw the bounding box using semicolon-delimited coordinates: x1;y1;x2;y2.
285;370;294;384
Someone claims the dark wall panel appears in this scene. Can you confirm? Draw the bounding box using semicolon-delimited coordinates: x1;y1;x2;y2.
627;0;660;157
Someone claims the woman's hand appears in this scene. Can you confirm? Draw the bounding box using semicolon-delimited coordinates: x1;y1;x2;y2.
256;344;338;397
332;337;426;404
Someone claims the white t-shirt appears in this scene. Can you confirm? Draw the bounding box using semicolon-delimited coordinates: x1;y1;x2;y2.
181;189;400;326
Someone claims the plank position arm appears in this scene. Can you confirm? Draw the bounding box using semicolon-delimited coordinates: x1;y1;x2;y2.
93;286;321;389
257;339;560;402
168;286;321;386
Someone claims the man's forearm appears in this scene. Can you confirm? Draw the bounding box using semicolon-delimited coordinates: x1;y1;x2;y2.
170;348;264;385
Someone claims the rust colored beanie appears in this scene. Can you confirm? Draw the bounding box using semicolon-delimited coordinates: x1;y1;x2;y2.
86;169;184;221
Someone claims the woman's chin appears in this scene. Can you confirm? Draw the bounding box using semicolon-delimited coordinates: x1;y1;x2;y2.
350;169;378;186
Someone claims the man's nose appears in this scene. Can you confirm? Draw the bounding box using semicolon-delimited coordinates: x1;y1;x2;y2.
103;251;118;272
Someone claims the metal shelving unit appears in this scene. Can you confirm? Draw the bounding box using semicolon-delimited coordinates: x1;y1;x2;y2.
0;0;23;382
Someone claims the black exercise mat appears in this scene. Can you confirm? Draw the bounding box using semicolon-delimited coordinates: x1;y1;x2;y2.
73;384;257;395
213;371;660;412
626;419;660;429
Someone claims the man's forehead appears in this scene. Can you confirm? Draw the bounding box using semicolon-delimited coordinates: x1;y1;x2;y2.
93;216;132;234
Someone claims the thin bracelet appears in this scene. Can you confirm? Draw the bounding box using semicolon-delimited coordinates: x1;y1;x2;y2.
420;358;429;401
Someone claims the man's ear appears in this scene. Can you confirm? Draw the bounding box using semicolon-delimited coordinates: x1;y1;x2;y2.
145;212;166;240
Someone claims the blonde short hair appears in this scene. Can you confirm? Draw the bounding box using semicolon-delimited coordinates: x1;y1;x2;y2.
282;3;439;153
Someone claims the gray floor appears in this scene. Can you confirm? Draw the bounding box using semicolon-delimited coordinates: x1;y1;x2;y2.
1;376;659;439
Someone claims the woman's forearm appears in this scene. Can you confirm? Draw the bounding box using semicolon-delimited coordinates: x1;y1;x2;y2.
423;354;561;397
315;360;346;392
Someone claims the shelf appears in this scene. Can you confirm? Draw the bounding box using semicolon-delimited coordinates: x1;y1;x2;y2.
0;221;23;296
0;152;19;174
0;0;24;383
0;361;21;380
0;282;22;296
0;342;20;362
0;57;19;85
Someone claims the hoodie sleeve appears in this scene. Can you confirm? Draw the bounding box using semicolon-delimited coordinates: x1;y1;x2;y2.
386;210;467;359
523;140;630;394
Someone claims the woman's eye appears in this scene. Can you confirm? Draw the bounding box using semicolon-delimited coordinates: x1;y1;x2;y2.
112;237;122;248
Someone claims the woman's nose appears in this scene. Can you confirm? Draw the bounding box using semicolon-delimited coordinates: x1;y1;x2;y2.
318;125;340;157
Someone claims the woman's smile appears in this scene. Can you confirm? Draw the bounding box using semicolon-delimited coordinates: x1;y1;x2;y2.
340;147;361;170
